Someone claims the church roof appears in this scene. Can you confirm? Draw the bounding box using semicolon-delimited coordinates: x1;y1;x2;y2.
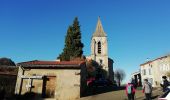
17;60;85;69
93;17;107;37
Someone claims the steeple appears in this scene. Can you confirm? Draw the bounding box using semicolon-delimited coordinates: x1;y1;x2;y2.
93;17;107;37
90;17;113;82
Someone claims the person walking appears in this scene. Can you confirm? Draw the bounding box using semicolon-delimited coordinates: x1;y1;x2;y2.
125;80;136;100
142;79;152;100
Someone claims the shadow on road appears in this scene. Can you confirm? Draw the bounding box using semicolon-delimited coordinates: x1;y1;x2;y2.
137;94;160;100
151;95;159;99
82;85;125;97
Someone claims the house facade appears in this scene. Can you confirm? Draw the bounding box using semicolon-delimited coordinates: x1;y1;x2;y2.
140;55;170;87
15;60;87;100
131;71;142;87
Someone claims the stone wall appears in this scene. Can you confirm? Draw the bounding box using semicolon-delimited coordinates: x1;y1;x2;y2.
0;73;17;98
15;67;81;100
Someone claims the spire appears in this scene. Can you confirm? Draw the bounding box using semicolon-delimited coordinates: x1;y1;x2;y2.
93;17;107;37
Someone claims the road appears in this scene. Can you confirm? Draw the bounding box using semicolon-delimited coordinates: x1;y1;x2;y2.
80;87;163;100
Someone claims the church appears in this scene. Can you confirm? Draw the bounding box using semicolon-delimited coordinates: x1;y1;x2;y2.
88;17;114;82
14;17;114;100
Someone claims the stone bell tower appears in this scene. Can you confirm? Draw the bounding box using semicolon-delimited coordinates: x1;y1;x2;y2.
90;17;114;81
91;17;109;72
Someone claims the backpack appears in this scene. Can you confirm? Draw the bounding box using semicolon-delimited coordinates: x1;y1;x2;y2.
144;82;152;93
164;80;170;87
127;84;133;94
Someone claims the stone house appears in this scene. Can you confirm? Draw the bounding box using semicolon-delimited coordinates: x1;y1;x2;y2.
140;55;170;87
131;71;142;87
15;60;87;100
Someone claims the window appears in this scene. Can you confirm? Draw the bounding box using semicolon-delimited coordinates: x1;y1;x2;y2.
155;81;158;85
150;65;152;68
149;78;153;85
149;68;151;75
98;42;101;54
143;69;146;75
100;59;103;64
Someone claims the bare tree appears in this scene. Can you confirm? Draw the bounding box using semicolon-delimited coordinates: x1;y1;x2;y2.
114;69;126;87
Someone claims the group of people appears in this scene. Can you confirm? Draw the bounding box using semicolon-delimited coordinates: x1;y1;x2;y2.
125;76;170;100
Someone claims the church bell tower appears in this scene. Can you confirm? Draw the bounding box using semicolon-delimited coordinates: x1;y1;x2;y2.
91;17;109;72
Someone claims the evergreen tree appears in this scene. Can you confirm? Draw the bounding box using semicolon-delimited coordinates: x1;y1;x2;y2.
58;17;84;61
58;26;73;61
72;17;84;58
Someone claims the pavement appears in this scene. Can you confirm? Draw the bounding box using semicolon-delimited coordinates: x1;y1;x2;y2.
80;87;164;100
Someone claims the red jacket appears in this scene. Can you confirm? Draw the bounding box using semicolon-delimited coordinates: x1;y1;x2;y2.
125;83;136;95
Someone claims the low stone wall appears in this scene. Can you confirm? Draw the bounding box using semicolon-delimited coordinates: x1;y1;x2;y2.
0;73;17;99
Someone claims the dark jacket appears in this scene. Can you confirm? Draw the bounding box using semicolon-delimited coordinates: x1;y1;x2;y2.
161;79;170;92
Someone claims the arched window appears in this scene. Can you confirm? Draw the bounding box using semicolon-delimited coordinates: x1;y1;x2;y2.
98;41;101;54
100;59;103;64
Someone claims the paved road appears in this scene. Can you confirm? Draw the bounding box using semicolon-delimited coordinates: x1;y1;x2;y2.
80;88;163;100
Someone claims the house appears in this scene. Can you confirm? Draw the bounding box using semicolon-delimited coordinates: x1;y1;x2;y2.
140;55;170;87
131;71;142;87
15;60;87;100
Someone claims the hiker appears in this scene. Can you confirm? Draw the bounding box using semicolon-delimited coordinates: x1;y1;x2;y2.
160;76;170;92
142;79;152;100
125;80;136;100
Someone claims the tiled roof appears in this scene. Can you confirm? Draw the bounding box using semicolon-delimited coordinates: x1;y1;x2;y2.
140;55;168;66
17;60;85;69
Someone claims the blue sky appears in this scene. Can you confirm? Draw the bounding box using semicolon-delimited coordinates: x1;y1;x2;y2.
0;0;170;82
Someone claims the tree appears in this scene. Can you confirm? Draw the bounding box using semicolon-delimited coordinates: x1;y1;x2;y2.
58;17;84;61
0;57;17;74
85;59;107;79
58;26;74;61
72;17;84;58
86;60;96;78
114;69;126;87
0;58;15;66
86;59;99;78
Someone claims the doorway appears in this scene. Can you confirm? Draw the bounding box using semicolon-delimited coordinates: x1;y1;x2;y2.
42;76;56;98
